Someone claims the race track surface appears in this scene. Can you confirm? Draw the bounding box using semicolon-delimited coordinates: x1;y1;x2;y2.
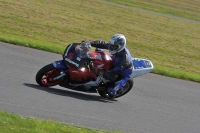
1;42;200;133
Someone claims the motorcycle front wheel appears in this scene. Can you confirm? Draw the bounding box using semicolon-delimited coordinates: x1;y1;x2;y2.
98;78;134;99
36;64;65;87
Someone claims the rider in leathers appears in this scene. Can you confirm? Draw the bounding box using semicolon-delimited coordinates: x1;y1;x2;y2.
91;34;133;96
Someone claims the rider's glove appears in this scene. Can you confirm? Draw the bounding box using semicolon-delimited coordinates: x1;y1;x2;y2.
90;40;106;47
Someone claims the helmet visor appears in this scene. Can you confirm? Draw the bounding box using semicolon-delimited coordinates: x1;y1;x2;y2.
109;44;119;51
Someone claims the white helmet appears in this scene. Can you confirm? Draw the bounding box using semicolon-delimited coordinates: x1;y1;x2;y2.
108;34;126;54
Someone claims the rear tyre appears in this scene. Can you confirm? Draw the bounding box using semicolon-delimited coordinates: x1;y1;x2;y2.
98;79;134;99
36;64;64;87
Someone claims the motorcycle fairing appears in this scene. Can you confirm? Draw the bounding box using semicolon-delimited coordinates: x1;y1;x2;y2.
131;58;154;78
53;60;98;92
89;51;112;70
133;58;153;69
65;51;112;83
67;66;96;82
52;60;69;71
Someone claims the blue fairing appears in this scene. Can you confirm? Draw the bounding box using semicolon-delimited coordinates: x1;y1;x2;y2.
52;60;68;71
132;58;153;70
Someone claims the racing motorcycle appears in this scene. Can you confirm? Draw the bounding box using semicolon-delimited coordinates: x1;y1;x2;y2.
36;48;153;99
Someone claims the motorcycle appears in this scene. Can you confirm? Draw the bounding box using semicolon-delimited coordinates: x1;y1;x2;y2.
35;48;153;99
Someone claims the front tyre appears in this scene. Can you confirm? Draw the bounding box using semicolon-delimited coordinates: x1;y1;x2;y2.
98;79;134;99
36;64;64;87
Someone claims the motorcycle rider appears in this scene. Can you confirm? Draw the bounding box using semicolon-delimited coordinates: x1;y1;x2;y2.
90;34;133;96
63;41;92;69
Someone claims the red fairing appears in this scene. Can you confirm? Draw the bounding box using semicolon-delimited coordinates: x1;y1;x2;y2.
68;51;112;81
68;66;96;81
89;51;112;70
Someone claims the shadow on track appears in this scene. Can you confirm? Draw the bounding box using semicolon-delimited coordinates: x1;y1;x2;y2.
23;83;117;103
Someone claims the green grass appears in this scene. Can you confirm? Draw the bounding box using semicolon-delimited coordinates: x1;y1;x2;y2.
107;0;200;21
0;111;116;133
0;0;200;83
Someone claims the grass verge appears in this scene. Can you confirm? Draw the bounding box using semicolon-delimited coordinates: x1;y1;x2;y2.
0;111;116;133
106;0;200;21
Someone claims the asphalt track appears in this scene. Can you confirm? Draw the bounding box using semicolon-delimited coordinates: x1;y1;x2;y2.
1;42;200;133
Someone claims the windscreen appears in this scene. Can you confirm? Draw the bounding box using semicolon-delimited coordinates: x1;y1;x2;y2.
75;45;89;58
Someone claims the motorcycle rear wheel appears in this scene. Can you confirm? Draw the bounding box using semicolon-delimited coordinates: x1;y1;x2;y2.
98;79;134;99
36;64;64;87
